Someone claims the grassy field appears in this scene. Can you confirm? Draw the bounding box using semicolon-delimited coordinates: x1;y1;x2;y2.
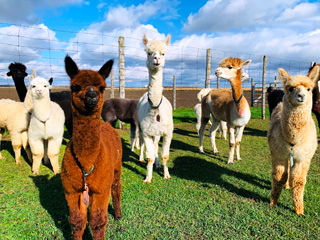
1;107;320;239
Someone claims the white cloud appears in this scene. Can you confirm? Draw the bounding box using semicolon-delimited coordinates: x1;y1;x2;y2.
276;2;319;22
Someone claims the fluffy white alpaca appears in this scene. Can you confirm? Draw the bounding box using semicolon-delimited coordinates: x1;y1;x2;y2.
137;33;173;183
28;77;65;175
0;89;33;164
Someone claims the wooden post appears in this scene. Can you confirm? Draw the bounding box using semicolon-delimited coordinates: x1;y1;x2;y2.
262;55;267;119
110;72;114;98
173;75;176;110
118;36;125;99
251;78;254;107
118;36;125;129
205;49;211;88
274;76;278;87
217;77;220;89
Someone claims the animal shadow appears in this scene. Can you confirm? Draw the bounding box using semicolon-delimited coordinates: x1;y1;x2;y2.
172;156;271;202
30;175;93;239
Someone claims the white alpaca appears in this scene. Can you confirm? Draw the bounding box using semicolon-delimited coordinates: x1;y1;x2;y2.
137;33;173;183
28;77;65;175
0;89;33;164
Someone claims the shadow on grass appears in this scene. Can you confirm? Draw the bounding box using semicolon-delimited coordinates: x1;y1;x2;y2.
244;127;268;137
172;156;271;202
0;139;32;166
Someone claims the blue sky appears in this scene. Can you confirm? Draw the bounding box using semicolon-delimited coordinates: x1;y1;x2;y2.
0;0;319;87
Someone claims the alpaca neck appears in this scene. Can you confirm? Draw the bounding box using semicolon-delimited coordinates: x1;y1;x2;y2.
230;71;243;106
23;90;33;113
33;96;51;122
148;68;163;107
281;98;311;145
13;77;27;102
72;110;101;172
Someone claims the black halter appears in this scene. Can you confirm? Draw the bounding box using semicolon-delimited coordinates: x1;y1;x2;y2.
233;93;243;104
148;96;163;109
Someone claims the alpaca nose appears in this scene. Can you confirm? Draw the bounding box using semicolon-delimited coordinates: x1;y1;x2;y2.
85;87;98;109
297;92;305;102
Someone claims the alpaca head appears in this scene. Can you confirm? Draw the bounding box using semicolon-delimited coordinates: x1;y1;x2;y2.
64;55;113;114
278;66;320;107
30;77;51;100
143;33;171;71
215;57;251;84
7;62;28;81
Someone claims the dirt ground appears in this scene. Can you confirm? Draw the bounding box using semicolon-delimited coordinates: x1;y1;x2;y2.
0;87;254;109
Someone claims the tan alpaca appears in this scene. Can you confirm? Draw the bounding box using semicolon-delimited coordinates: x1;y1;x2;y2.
268;66;320;215
199;57;251;164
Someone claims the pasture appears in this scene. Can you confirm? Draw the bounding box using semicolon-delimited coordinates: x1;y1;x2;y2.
0;107;320;239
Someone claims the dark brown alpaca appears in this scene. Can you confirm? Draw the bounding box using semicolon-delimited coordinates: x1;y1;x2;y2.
101;98;139;151
61;56;122;239
7;62;28;101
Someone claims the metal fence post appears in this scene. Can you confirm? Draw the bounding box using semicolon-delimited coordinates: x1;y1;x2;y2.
205;49;211;88
262;55;267;119
173;75;176;110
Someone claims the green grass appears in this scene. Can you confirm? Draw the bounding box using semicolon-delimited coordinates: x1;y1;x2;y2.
1;107;320;239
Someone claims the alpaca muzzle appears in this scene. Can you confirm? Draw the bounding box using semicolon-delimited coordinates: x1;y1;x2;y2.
85;88;98;109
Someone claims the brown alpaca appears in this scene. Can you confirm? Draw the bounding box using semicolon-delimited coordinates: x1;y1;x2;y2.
268;66;320;215
61;56;122;239
199;57;251;164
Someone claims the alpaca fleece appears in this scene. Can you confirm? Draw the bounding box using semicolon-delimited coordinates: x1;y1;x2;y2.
61;56;122;239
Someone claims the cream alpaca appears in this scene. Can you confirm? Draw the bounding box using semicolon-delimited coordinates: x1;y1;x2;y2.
268;66;320;215
28;77;65;175
0;89;33;164
137;33;173;183
199;57;251;164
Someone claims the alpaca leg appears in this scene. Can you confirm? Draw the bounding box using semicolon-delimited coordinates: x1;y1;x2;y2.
130;124;136;151
220;121;227;140
290;161;311;215
199;117;209;153
161;133;172;180
235;126;245;161
0;128;4;159
270;159;288;206
47;138;62;174
11;133;22;165
154;136;161;169
111;169;122;219
143;137;155;183
30;139;44;175
21;131;32;162
89;191;111;239
227;127;236;164
65;192;88;240
139;142;145;162
209;120;220;154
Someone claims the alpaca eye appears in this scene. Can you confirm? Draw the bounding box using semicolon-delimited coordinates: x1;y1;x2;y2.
307;88;311;91
289;87;294;92
228;66;232;69
71;84;81;93
161;53;165;56
148;52;152;56
99;86;106;93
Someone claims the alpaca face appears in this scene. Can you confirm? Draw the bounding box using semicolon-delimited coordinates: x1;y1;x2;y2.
7;63;28;80
30;77;51;99
142;34;171;71
215;57;251;83
65;55;113;114
279;67;320;107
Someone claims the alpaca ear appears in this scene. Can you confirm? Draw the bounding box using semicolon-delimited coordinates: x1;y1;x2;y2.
240;60;251;69
99;59;114;80
24;72;28;77
142;33;148;46
65;55;79;79
49;78;53;85
6;71;11;77
278;68;290;85
308;65;320;84
165;34;171;46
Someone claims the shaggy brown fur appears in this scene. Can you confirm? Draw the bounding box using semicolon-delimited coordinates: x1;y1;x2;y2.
268;66;320;215
61;56;122;239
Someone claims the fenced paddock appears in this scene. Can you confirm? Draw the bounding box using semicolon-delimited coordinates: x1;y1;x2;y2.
0;23;320;239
